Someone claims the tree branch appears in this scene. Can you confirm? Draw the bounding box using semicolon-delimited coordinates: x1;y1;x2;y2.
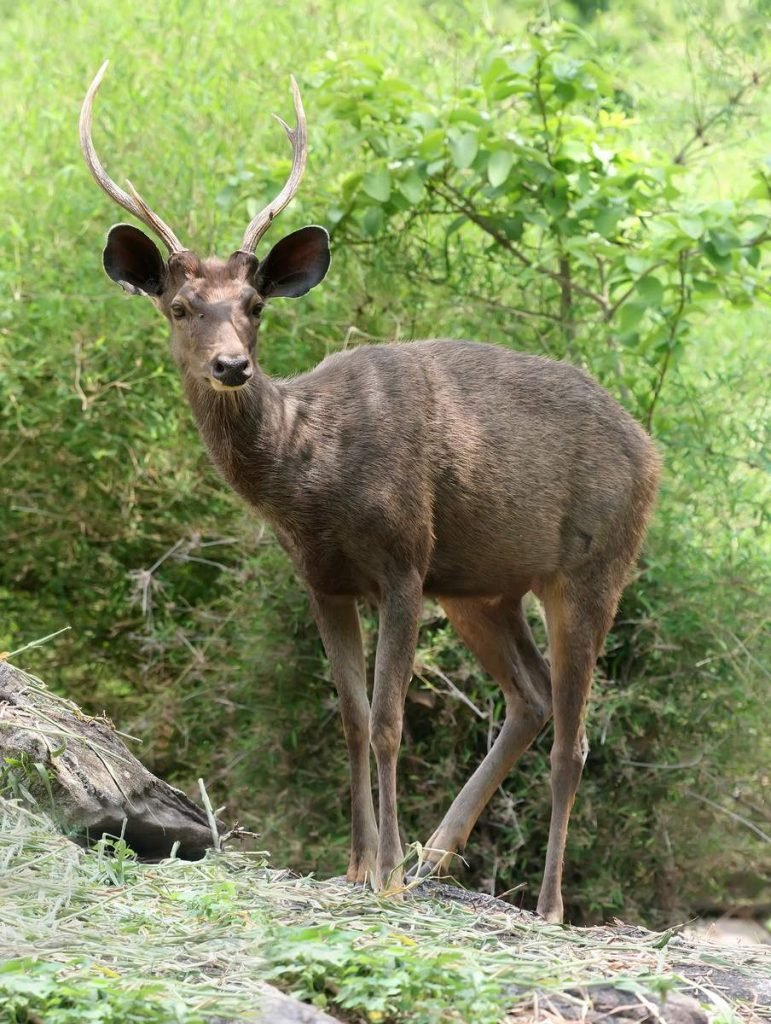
646;252;688;431
673;67;770;166
430;181;610;312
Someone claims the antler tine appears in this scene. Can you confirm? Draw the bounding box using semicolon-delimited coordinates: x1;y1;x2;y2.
79;61;186;254
239;75;308;254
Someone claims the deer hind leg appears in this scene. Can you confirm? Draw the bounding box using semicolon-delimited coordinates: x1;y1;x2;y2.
410;595;552;878
536;574;621;924
309;592;378;885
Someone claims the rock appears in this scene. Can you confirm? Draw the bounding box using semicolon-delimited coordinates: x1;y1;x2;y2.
246;984;339;1024
0;661;217;859
546;986;708;1023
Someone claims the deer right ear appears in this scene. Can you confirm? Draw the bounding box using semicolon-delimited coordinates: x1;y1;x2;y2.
103;224;168;296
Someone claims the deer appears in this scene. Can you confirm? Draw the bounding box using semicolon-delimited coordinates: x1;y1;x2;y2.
80;62;660;923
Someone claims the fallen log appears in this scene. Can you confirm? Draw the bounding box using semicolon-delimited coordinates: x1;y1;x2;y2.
0;660;216;859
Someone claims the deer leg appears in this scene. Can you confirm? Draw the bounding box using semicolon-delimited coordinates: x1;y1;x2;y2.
410;596;552;877
309;592;378;884
536;578;617;923
370;572;423;891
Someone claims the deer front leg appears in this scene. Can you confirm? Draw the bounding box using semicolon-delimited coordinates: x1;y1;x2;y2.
310;592;378;884
371;572;423;891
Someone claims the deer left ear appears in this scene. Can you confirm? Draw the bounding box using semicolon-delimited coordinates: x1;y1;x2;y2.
256;225;330;299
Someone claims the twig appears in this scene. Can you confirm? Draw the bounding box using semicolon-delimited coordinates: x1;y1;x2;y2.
673;68;770;165
198;777;221;852
4;627;72;661
685;789;771;844
646;251;687;431
430;182;610;312
414;665;488;719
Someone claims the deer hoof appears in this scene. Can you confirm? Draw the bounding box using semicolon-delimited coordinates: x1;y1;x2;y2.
536;899;564;925
345;858;376;887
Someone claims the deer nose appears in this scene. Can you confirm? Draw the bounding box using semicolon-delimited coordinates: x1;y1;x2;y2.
211;356;252;388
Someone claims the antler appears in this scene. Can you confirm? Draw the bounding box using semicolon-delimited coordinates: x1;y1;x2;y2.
239;76;308;254
79;61;186;254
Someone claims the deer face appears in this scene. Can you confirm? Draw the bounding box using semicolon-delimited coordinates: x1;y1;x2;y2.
102;224;330;391
81;63;329;391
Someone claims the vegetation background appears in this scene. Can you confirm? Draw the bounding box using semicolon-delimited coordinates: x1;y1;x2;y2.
0;0;768;928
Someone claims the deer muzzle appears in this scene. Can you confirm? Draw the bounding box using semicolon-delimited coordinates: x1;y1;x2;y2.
209;355;253;390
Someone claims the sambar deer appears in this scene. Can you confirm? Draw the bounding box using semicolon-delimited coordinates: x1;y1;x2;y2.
80;63;660;922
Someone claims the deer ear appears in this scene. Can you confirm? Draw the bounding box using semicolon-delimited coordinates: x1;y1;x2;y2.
256;226;330;299
103;224;168;296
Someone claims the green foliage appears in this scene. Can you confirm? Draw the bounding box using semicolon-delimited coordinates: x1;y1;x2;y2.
0;753;55;809
0;960;197;1024
314;22;769;419
265;922;508;1022
0;0;768;928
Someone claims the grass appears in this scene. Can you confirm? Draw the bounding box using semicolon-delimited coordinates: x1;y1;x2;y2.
2;796;769;1024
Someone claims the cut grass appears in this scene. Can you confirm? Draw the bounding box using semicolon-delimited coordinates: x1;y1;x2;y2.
1;798;768;1024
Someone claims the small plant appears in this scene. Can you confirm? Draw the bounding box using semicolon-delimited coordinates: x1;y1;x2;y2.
92;827;140;887
0;752;55;811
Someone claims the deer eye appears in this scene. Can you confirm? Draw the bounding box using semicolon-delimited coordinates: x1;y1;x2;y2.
250;302;264;319
171;303;187;320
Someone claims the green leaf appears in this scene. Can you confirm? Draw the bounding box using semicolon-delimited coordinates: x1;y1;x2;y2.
502;214;524;241
618;302;646;333
481;56;510;95
677;214;703;240
692;277;720;295
635;275;664;306
397;173;425;204
487;150;515;188
407;111;439;130
543;190;568;217
708;227;741;256
553;139;591;165
625;254;651;274
361;206;385;236
361;169;391;203
419;129;445;159
747;176;771;200
745;246;761;268
591;142;616;166
701;240;732;272
553;81;577;105
508;53;537;76
594;207;621;238
550;56;581;83
448;107;488;127
524;208;549;228
446;216;467;237
488;75;531;100
449;132;478;170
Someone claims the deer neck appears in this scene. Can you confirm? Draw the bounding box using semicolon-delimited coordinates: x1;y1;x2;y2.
182;367;286;511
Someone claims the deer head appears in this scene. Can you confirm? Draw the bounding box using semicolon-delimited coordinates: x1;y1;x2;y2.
80;62;330;391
